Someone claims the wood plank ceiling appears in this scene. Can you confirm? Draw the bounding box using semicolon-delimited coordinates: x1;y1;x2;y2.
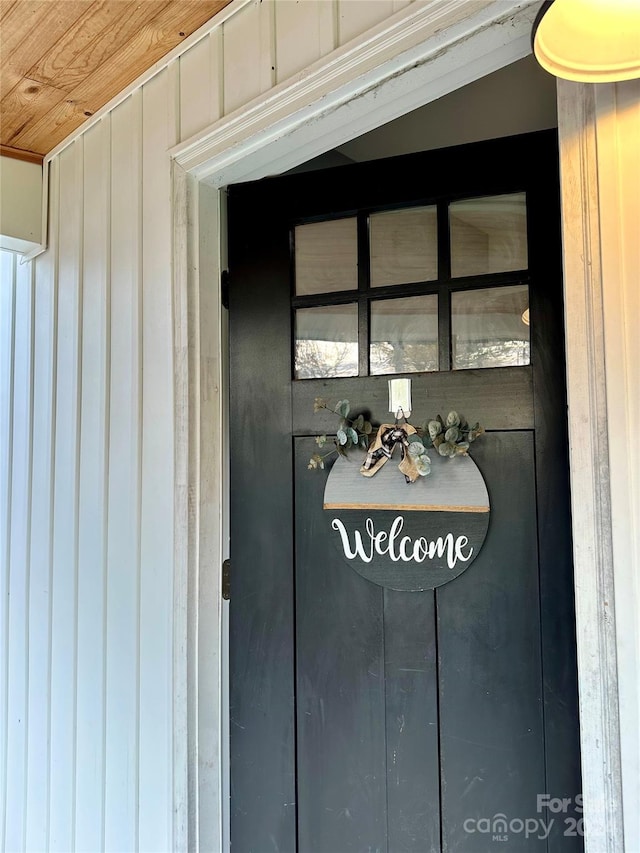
0;0;232;162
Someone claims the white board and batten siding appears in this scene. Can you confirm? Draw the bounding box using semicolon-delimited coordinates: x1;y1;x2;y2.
177;0;415;144
0;2;425;850
1;74;176;853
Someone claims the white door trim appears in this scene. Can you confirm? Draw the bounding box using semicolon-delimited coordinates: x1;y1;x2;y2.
171;4;624;852
172;163;227;852
557;79;625;852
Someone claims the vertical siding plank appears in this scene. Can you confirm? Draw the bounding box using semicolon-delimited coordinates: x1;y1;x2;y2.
25;193;59;852
167;59;181;155
337;0;395;46
74;117;110;853
180;34;221;142
275;0;326;83
0;250;16;853
4;255;33;853
259;0;276;94
223;0;274;114
49;141;83;853
318;0;338;57
598;82;640;852
210;28;224;124
0;251;15;576
30;160;60;853
104;92;142;853
138;70;174;853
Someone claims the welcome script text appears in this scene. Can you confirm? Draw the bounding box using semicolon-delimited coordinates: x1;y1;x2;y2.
331;515;474;569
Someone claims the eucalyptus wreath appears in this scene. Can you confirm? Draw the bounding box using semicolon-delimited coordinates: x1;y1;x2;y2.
308;398;373;470
308;397;484;475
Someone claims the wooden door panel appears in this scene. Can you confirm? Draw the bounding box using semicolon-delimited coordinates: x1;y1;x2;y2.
384;588;441;852
294;432;547;851
438;433;546;850
295;437;441;851
295;439;388;851
291;367;534;435
229;207;295;851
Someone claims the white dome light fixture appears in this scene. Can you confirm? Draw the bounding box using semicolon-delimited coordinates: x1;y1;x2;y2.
532;0;640;83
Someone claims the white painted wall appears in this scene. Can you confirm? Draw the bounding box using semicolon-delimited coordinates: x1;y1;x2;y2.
0;76;177;853
0;157;42;254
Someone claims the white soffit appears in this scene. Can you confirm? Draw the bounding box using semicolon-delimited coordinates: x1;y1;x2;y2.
172;0;539;186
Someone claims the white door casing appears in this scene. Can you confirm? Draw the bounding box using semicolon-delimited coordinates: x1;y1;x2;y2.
557;78;639;852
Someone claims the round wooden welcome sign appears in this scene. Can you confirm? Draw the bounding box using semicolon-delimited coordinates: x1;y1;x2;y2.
323;450;490;591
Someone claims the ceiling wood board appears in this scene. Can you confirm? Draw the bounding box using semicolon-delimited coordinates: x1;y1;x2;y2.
1;77;68;145
28;1;172;93
0;0;232;158
0;1;19;23
0;2;90;97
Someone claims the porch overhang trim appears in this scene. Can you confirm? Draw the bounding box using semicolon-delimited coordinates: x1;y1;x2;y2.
172;0;538;185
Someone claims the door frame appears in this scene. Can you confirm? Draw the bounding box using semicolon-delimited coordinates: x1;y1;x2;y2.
169;3;624;851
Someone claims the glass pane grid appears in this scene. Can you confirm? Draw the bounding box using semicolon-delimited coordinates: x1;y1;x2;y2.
370;295;438;376
369;205;438;288
291;197;531;379
451;284;530;370
449;192;528;279
294;217;358;296
294;304;359;379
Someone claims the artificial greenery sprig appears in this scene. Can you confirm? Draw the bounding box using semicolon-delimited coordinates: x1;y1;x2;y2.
308;399;484;474
308;398;373;470
411;411;484;459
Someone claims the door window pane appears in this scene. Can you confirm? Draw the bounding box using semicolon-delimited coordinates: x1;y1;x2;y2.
295;304;358;378
451;285;530;369
450;193;527;278
295;218;357;295
370;206;438;287
370;295;438;375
